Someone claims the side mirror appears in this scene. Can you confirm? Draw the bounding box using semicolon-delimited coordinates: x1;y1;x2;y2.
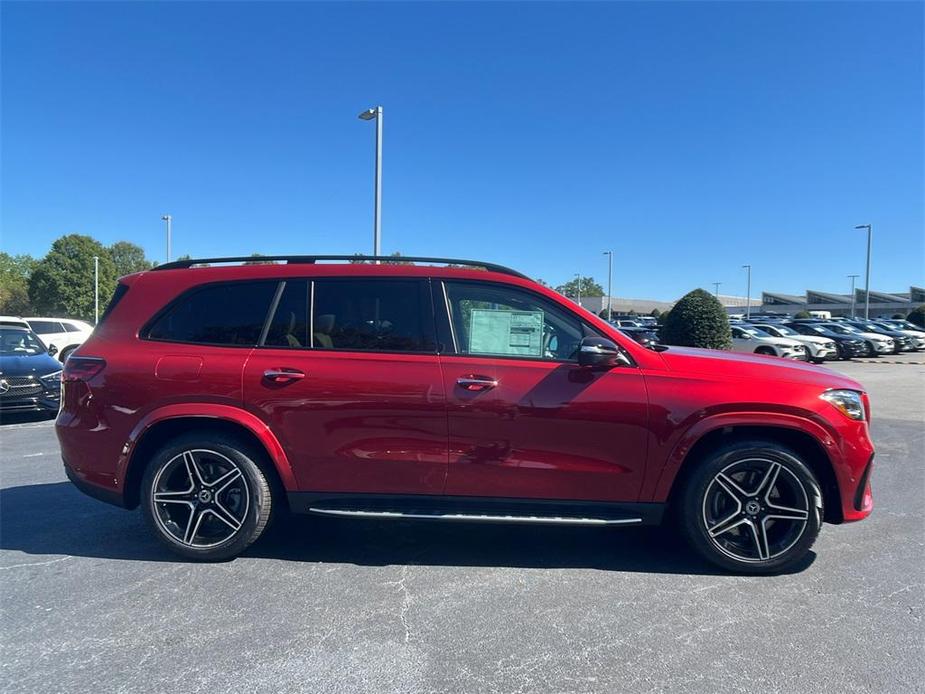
578;336;631;368
47;344;58;357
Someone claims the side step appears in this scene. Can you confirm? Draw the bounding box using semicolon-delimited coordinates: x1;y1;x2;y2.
307;507;643;526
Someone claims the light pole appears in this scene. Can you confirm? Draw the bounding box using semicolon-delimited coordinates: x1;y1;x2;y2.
742;265;752;319
854;224;872;319
358;106;383;258
603;251;613;321
161;214;172;262
713;282;721;298
575;273;582;307
93;256;99;324
847;274;860;318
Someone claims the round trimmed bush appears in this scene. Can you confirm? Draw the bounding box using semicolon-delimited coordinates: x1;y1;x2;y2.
659;289;731;349
908;305;925;328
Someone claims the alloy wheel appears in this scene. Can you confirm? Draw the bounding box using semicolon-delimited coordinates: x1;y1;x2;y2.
702;458;810;563
150;448;250;548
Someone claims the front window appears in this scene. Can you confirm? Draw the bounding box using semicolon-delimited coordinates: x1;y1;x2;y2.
443;281;586;361
0;328;46;355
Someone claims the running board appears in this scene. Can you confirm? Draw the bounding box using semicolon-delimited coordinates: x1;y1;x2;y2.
307;507;643;526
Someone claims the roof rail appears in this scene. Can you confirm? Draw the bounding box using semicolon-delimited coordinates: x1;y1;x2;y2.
151;255;530;279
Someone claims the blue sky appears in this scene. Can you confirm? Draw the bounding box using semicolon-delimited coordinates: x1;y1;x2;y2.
2;1;922;300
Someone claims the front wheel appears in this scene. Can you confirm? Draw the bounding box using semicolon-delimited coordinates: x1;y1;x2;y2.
679;441;823;574
141;432;274;561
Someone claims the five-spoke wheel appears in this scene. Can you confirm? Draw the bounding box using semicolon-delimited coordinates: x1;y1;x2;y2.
141;433;274;561
681;441;822;574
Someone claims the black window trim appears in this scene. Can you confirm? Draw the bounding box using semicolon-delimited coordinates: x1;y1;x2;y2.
435;278;604;365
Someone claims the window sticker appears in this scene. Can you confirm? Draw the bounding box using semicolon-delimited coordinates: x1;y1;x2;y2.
468;309;544;357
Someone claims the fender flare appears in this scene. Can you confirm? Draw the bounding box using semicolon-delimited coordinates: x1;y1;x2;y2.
652;411;838;501
118;403;297;491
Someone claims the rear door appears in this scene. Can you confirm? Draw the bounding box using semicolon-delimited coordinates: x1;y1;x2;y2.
243;277;448;494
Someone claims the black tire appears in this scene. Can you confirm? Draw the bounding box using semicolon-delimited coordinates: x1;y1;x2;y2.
141;432;274;561
865;341;878;357
678;440;823;574
754;347;775;356
59;346;76;363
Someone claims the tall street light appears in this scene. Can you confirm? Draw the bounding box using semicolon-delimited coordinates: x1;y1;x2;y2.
161;214;172;262
93;255;99;325
358;106;383;258
575;273;582;307
742;265;752;319
847;274;860;318
603;251;613;321
855;224;872;319
713;281;722;298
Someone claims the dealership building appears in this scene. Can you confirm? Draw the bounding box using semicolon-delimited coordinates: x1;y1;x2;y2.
757;286;924;317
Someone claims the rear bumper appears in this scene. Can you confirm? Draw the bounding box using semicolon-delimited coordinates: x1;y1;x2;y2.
64;460;127;508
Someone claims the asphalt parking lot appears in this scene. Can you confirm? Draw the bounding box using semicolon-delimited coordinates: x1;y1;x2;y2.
1;360;923;693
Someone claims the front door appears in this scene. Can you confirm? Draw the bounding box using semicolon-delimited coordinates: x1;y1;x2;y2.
437;280;649;502
243;277;447;495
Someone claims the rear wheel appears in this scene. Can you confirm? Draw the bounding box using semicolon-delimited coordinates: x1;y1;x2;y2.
679;440;823;574
59;346;76;363
755;346;776;356
141;432;273;561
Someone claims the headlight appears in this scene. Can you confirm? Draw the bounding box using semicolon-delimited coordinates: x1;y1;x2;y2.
40;370;62;388
820;389;866;421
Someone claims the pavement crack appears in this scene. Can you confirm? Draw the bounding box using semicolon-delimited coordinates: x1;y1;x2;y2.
0;556;73;571
384;564;415;643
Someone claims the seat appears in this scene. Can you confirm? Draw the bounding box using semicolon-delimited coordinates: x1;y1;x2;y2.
313;314;335;349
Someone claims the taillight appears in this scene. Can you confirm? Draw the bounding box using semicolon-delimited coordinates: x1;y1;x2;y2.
63;356;106;382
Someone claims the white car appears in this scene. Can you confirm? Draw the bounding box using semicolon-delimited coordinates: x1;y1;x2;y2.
0;315;30;329
751;323;838;363
820;322;894;356
874;321;925;350
731;325;807;360
23;317;94;362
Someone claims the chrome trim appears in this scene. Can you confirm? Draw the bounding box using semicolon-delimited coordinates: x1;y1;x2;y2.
308;507;642;525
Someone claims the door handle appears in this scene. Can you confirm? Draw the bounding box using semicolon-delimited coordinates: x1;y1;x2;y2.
457;375;498;392
263;368;306;383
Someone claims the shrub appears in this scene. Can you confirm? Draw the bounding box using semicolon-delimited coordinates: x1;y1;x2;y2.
908;305;925;328
794;310;812;319
659;289;731;349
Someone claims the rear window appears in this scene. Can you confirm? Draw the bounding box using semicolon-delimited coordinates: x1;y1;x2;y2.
28;320;63;335
145;281;278;346
62;322;81;333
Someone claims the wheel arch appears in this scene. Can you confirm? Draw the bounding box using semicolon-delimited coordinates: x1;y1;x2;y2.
661;422;843;524
120;406;295;510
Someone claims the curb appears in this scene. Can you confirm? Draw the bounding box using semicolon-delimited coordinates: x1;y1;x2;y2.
852;359;925;365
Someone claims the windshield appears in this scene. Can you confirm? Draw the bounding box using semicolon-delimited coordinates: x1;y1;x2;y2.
739;326;770;337
824;324;858;335
854;322;885;332
760;325;797;336
0;328;47;355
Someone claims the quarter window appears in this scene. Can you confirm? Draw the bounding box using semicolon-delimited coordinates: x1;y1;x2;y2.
145;281;277;346
443;281;586;361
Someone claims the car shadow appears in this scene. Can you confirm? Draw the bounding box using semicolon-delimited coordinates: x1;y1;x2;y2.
0;411;56;426
0;482;816;575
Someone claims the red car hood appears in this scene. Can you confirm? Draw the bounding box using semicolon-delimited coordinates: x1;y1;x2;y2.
656;346;864;391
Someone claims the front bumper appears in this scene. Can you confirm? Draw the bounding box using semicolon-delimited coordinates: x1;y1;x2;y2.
0;390;60;413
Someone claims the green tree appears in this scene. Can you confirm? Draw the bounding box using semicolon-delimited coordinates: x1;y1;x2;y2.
243;252;276;265
109;241;153;277
794;310;813;319
382;251;414;265
555;276;604;298
29;235;118;321
0;252;38;315
659;288;731;349
650;308;661;318
908;305;925;328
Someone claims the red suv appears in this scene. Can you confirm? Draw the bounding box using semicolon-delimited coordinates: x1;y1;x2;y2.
57;256;874;573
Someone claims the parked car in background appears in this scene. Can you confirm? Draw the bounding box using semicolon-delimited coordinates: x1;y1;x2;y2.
634;315;658;328
58;254;874;574
819;322;893;357
869;321;925;350
750;323;837;363
618;327;660;350
880;319;925;336
23;317;94;362
0;316;31;329
845;320;914;353
731;325;807;360
0;326;62;415
611;319;643;328
784;322;866;360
